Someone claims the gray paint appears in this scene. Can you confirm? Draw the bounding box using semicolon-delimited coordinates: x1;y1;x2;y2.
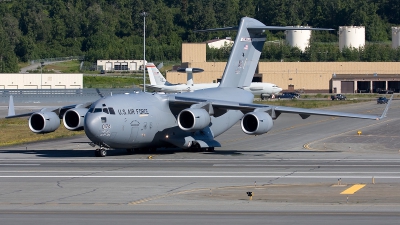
5;17;390;156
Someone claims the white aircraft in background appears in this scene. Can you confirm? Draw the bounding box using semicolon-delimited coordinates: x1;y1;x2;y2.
145;63;282;98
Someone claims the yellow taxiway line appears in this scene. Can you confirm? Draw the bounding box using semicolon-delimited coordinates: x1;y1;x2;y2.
340;184;366;195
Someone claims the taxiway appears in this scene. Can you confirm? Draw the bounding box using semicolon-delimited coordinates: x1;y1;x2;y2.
0;100;399;224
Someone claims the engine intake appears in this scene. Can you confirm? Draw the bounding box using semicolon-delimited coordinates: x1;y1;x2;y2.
241;111;273;135
177;108;211;132
29;112;60;133
63;108;88;131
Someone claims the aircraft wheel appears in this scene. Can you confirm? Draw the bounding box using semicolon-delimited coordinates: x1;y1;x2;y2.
207;147;215;152
190;143;201;151
98;149;107;157
95;149;100;157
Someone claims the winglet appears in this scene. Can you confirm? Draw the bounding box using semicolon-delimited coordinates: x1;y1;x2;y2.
378;94;393;120
8;95;15;117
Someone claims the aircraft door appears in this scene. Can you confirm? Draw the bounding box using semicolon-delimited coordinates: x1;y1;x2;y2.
123;120;140;143
129;127;139;142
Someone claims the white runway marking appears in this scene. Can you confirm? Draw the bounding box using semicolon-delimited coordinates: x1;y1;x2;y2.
0;164;40;166
213;164;400;167
1;175;400;179
0;171;400;174
1;158;400;162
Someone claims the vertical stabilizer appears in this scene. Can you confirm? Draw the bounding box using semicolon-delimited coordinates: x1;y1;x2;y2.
219;17;266;88
146;63;171;85
8;95;15;117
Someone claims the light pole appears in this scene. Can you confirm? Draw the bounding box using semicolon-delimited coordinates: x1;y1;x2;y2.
140;11;148;92
40;61;44;89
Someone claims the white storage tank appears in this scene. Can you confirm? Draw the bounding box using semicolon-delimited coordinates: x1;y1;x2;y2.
392;27;400;49
339;26;365;50
285;26;312;52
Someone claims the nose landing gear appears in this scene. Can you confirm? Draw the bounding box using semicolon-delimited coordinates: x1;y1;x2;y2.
95;148;107;157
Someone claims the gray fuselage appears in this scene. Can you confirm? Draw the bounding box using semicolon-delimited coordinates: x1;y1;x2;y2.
84;87;253;149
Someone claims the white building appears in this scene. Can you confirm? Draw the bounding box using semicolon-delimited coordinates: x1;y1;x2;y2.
285;26;312;52
0;73;83;89
392;27;400;49
97;59;147;71
339;26;365;50
206;37;234;49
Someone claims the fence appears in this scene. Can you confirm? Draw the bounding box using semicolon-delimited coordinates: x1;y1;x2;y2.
30;56;85;65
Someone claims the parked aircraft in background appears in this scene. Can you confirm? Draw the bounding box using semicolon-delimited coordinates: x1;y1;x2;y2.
145;63;282;98
6;17;391;157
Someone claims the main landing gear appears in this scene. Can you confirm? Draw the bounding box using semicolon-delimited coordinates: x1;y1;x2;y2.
189;142;215;152
206;147;215;152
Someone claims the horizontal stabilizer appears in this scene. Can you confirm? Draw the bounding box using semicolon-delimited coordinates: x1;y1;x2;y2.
195;26;334;33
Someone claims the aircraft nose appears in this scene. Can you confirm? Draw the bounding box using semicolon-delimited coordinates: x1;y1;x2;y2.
84;112;101;143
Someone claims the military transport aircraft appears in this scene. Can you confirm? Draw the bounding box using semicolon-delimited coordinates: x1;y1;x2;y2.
6;17;392;157
145;63;283;98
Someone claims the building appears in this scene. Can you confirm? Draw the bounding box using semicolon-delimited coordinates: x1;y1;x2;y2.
206;37;234;49
166;43;400;93
0;73;83;89
96;59;147;71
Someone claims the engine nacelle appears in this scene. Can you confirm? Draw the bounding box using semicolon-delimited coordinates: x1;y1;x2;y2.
241;111;273;135
63;108;88;131
29;111;60;133
177;108;211;132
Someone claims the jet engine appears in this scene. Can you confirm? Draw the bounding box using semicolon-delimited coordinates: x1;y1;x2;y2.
63;108;88;131
241;111;273;135
29;112;60;133
177;108;211;132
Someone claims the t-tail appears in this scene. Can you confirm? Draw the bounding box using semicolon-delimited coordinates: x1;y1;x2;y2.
196;17;334;88
146;63;171;86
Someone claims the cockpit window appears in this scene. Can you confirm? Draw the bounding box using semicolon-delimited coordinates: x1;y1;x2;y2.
93;108;102;113
108;107;115;115
88;108;94;113
103;108;109;114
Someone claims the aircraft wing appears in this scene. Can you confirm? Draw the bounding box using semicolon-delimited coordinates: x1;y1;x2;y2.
170;94;393;120
6;100;93;119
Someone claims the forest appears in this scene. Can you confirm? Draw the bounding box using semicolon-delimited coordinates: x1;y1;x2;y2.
1;0;400;72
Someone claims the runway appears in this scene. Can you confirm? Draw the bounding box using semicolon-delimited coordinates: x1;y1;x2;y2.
0;100;400;224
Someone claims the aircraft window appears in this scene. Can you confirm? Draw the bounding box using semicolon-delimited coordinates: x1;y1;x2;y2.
108;107;115;115
103;108;109;114
93;108;102;113
88;108;94;113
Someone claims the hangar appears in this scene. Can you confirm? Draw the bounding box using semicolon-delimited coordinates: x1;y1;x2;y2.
165;43;400;93
0;73;83;89
97;59;147;71
332;74;400;93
